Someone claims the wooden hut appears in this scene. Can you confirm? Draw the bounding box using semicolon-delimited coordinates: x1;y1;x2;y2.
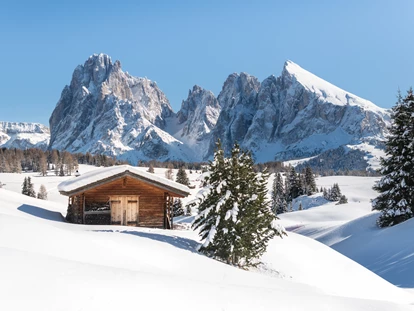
58;165;190;229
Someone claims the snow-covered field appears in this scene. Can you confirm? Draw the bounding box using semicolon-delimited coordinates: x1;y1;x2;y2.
1;166;414;310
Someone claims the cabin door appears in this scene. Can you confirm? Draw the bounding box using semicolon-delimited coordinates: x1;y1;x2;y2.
110;196;139;226
125;196;139;226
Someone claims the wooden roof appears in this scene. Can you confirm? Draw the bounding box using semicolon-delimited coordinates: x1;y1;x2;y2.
58;165;190;197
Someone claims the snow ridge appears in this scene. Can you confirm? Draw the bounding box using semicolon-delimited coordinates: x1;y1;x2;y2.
0;121;50;150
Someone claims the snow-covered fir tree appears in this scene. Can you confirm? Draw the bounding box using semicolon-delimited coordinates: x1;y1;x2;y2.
323;183;342;201
21;177;28;195
165;163;174;180
287;166;302;201
147;164;155;173
192;141;286;267
37;184;48;200
330;183;342;201
22;177;36;197
172;198;184;217
176;166;189;185
373;89;414;227
304;167;317;195
271;173;287;215
336;195;348;205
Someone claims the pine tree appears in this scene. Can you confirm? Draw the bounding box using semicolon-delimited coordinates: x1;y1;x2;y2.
373;89;414;227
298;202;303;211
336;195;348;205
330;183;342;201
26;177;36;197
176;166;189;185
304;167;317;195
186;204;192;216
59;164;65;177
165;163;174;180
172;199;184;217
37;184;48;200
147;163;155;173
323;187;328;199
271;173;287;215
287;167;302;200
192;141;286;267
21;177;28;195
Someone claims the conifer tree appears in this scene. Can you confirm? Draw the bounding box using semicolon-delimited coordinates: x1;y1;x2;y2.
147;163;155;173
193;141;286;267
287;167;302;200
59;164;65;176
176;166;189;185
271;173;287;215
373;89;414;227
172;199;184;217
26;177;36;197
37;184;48;200
186;204;192;216
330;183;342;201
304;166;317;195
21;177;28;195
165;163;174;180
336;195;348;205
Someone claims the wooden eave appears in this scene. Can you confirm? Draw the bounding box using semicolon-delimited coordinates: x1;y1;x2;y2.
59;170;190;198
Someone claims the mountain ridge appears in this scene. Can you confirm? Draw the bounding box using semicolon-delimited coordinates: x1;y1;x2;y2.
2;54;390;168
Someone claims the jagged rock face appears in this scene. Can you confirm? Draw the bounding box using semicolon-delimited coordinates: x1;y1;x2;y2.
49;53;185;161
0;122;50;150
207;72;260;156
176;85;221;142
206;61;390;162
46;54;389;165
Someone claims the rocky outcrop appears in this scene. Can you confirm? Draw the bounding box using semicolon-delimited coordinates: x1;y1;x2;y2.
48;53;190;162
207;72;260;156
206;61;389;162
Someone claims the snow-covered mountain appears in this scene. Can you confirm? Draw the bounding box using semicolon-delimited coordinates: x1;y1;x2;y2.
0;122;50;150
167;85;222;158
49;53;194;162
47;54;389;166
208;61;390;162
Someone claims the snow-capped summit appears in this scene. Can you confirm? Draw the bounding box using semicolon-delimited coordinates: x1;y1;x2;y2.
0;122;50;150
205;61;390;162
282;60;387;113
46;54;390;168
48;53;190;162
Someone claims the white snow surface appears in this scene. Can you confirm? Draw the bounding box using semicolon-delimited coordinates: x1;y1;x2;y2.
1;167;414;310
57;165;190;194
279;175;414;288
285;61;388;114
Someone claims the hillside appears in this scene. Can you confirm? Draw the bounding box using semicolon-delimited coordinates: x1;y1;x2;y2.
0;166;414;310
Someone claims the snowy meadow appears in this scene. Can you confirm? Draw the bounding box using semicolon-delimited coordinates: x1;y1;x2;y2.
1;165;414;310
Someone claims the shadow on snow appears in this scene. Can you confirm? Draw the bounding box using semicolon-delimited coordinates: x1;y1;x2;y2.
17;204;65;222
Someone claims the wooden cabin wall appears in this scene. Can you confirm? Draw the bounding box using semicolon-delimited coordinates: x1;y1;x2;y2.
82;176;166;228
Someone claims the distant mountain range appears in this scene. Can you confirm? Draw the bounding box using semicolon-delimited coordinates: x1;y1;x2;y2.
0;53;390;168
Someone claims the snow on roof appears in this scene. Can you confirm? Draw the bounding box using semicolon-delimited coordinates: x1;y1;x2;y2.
58;165;190;195
284;60;387;114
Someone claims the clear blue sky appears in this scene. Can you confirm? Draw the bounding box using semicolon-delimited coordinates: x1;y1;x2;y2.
1;0;414;126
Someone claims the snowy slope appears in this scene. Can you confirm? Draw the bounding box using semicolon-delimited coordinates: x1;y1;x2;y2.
278;175;414;288
1;167;414;310
0;187;413;310
0;121;50;150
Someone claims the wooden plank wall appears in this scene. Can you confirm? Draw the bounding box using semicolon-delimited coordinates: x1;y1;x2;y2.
82;176;166;228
